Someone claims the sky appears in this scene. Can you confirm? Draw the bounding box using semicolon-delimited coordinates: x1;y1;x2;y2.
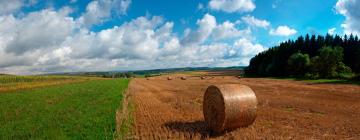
0;0;359;75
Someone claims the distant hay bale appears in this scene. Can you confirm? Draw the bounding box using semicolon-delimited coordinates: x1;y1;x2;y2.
203;84;257;133
180;77;187;80
201;76;206;80
237;75;242;79
167;77;172;80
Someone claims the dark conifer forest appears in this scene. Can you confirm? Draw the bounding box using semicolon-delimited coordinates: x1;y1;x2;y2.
246;34;360;79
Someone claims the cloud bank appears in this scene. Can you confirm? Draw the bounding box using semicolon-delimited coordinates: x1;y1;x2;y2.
0;0;266;75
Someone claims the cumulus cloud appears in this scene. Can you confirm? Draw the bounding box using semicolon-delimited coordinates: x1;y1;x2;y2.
0;7;265;74
0;0;23;15
212;21;251;41
3;9;75;55
182;13;252;42
209;0;255;13
241;15;270;28
181;14;216;45
78;0;131;27
269;26;297;36
335;0;360;35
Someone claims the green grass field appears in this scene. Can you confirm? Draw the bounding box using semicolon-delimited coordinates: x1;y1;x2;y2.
0;79;129;140
270;77;360;85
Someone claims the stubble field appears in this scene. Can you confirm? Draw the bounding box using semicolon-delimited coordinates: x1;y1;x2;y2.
126;72;360;139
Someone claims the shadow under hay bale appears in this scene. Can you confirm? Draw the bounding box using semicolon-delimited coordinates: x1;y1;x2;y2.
163;121;217;138
163;121;235;138
203;84;257;133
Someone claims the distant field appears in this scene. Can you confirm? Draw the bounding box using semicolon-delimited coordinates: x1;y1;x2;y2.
0;79;129;139
0;75;97;92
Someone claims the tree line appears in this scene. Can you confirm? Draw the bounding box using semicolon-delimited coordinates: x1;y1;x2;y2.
101;72;135;78
246;34;360;80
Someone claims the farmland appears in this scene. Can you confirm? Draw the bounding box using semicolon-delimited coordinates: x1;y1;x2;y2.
0;75;96;92
0;78;129;139
125;72;360;139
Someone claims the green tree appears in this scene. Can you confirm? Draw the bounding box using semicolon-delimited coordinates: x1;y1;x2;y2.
287;52;311;77
311;46;346;78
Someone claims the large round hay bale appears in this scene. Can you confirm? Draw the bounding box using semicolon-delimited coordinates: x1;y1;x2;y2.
180;76;187;80
201;76;206;80
203;84;257;133
167;77;172;80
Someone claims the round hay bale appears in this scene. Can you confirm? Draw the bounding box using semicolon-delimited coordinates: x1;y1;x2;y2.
167;77;172;80
237;75;242;79
180;76;187;80
203;84;257;133
201;76;206;80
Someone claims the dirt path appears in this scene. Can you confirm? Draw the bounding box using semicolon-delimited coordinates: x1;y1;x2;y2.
128;75;360;139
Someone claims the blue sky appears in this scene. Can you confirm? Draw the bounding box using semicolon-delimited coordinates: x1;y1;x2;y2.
0;0;358;74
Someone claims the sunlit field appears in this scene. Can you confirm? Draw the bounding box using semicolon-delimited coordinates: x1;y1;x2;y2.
0;79;129;139
0;75;99;92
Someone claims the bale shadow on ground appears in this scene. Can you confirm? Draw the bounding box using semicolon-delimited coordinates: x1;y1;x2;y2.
163;121;226;139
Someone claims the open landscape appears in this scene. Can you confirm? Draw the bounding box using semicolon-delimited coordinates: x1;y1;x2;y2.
1;71;360;139
125;71;360;139
1;0;360;139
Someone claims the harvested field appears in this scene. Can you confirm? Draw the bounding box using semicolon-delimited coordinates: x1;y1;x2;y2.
127;74;360;139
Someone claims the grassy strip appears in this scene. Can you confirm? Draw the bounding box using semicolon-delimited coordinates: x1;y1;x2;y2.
0;79;129;140
117;101;135;140
116;80;135;140
269;77;360;85
302;79;360;85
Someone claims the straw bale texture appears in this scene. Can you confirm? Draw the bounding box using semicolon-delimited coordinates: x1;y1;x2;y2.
203;84;257;133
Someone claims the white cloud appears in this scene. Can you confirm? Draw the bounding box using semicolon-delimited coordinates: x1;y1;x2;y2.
78;0;131;27
335;0;360;35
0;0;23;15
233;38;265;58
269;26;297;36
3;9;75;55
241;15;270;28
209;0;255;13
181;14;216;45
212;21;251;40
0;9;265;74
328;28;336;35
181;13;253;42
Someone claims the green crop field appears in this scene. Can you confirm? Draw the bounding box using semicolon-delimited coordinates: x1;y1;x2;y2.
0;79;129;140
